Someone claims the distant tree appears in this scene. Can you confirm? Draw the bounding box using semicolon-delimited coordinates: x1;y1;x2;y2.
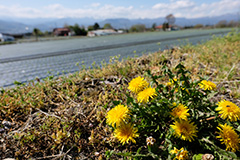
129;24;146;32
32;28;42;41
129;26;137;32
162;22;169;31
44;31;50;36
184;26;194;29
165;14;175;25
204;24;214;29
194;24;204;28
216;20;228;28
93;23;100;30
71;24;87;36
152;23;156;31
228;20;239;27
103;23;113;29
87;25;94;31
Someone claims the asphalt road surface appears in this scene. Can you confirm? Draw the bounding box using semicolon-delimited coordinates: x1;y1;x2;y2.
0;28;232;87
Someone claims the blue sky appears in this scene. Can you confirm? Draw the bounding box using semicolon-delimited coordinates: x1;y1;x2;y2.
0;0;239;19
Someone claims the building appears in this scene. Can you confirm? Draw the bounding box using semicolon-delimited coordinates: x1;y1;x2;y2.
155;25;179;31
53;28;71;36
0;33;15;42
87;29;119;37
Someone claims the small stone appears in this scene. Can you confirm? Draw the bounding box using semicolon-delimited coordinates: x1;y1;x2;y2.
0;128;5;133
4;126;10;130
226;89;232;93
2;120;12;127
89;123;93;128
94;152;100;156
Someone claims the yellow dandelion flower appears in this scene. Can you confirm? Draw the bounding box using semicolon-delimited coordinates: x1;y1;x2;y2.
170;120;198;142
170;104;190;120
216;100;240;122
170;147;179;154
165;78;178;87
181;87;190;94
137;87;157;103
172;78;178;82
198;80;216;90
114;122;139;145
166;81;172;87
128;76;149;94
169;102;177;108
173;102;177;106
170;147;189;160
106;104;130;127
217;123;240;152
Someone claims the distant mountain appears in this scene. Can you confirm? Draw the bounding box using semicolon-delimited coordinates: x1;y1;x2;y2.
175;13;239;26
0;13;238;34
99;13;239;29
0;17;101;33
0;20;34;33
34;17;102;31
98;18;166;29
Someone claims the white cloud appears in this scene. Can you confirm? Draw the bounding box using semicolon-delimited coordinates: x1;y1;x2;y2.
0;0;239;19
90;3;101;8
0;5;41;18
153;0;195;10
152;0;240;18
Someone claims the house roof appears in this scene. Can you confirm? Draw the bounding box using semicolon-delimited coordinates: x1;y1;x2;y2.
155;25;172;29
155;25;163;29
53;28;70;32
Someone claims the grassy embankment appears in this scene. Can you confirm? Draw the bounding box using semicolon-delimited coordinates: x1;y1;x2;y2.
0;32;240;159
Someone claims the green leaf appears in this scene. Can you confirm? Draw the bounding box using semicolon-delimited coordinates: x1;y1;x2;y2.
236;125;240;132
127;96;134;104
137;147;142;154
192;154;203;160
14;81;23;85
113;101;121;105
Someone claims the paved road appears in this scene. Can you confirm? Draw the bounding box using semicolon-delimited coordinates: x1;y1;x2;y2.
0;28;232;87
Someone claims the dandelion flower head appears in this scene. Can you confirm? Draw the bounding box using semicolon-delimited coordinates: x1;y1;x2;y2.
128;76;149;93
137;87;157;103
216;100;240;122
170;120;198;142
170;147;179;155
170;104;190;120
198;80;216;90
170;147;189;160
217;123;240;152
106;104;130;127
114;122;139;145
166;78;178;87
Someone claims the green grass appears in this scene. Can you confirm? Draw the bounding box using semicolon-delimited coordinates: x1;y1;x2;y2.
0;31;240;159
0;41;16;45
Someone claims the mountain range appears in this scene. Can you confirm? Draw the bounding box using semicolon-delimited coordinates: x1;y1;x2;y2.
0;13;239;34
